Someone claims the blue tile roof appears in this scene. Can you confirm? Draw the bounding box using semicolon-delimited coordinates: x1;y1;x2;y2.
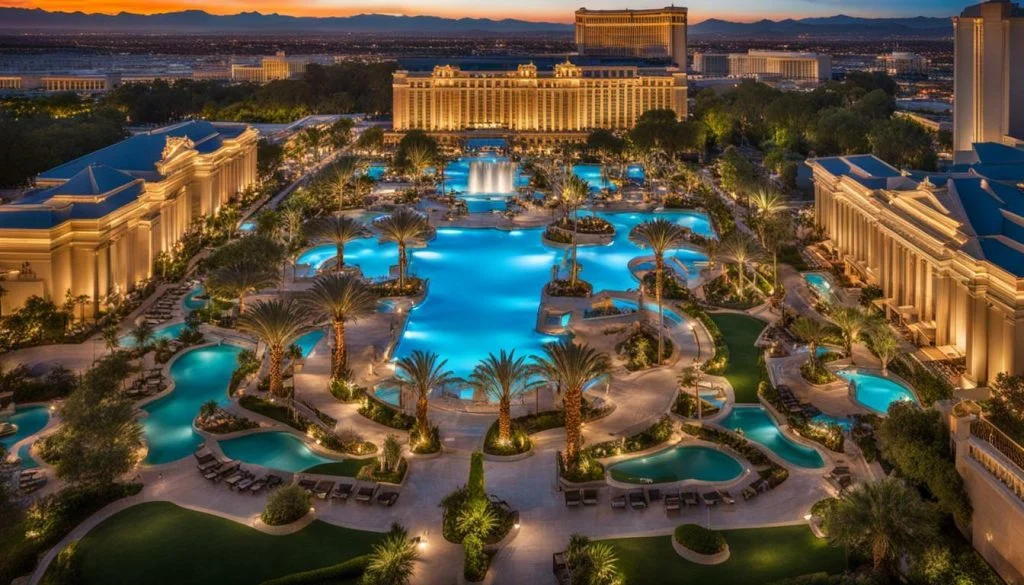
979;239;1024;277
973;142;1024;166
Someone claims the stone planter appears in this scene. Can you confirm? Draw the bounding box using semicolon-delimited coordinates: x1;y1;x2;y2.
672;537;730;565
483;521;520;553
481;448;533;462
253;508;317;535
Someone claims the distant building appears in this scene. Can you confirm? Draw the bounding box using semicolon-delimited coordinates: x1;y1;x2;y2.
0;121;258;315
0;73;122;93
877;51;930;77
575;7;688;68
231;52;309;83
692;50;831;82
391;61;687;146
953;0;1024;161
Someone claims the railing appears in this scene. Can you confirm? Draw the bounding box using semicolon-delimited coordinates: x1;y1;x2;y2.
971;417;1024;474
969;417;1024;503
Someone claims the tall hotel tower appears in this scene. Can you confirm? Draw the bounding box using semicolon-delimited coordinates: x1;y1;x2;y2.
575;7;688;68
952;0;1024;162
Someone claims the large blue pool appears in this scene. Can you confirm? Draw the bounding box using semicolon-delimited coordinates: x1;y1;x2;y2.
1;405;49;468
439;154;530;213
572;164;645;191
296;237;399;278
142;344;241;464
719;406;825;469
120;322;187;348
835;368;918;415
219;431;337;473
607;445;744;484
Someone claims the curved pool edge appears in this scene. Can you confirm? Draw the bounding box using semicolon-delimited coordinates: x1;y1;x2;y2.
832;366;921;415
714;404;829;471
603;439;753;489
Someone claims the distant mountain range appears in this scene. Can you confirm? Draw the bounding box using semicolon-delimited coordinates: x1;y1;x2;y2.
0;8;953;38
690;15;952;38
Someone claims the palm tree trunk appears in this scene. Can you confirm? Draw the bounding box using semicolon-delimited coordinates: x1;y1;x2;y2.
336;243;344;273
499;397;511;443
570;206;579;288
564;384;583;465
269;345;284;396
655;254;664;362
416;390;428;429
333;319;346;380
398;244;407;290
238;295;245;314
694;379;701;420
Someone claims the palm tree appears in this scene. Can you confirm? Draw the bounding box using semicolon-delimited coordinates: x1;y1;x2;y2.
469;350;535;445
129;320;154;351
404;145;434;191
721;232;761;299
306;215;369;273
456;497;498;541
375;208;431;290
531;340;610;465
586;543;624;585
302;274;378;380
331;156;364;212
102;323;120;353
395;350;457;431
791;316;839;369
748;189;785;246
829;304;875;363
361;525;419;585
825;478;937;573
868;327;901;375
678;365;700;419
631;219;689;361
207;261;279;313
237;300;312;396
560;175;590;288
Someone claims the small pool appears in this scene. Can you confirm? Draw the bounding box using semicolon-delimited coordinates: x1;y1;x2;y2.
239;220;256;233
373;385;401;406
219;431;338;473
608;445;744;484
119;322;186;348
719;406;825;469
803;272;837;303
142;344;241;464
835;368;918;415
183;286;207;311
293;330;324;359
295;237;398;279
812;413;853;432
1;405;49;468
365;162;387;180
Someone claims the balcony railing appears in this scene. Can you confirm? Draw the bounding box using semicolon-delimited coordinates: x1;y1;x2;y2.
971;417;1024;474
969;417;1024;503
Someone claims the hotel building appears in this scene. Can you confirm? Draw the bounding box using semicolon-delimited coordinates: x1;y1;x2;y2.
0;74;122;93
391;62;687;145
877;51;930;78
952;0;1024;161
810;144;1024;388
231;52;309;83
575;7;688;68
0;121;258;316
692;50;831;82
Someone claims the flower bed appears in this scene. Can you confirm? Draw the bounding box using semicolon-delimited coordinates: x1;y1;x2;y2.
551;215;614;235
615;327;674;371
584;415;673;458
483;422;532;456
357;399;415;431
674;524;726;555
800;361;837;385
546;279;592;298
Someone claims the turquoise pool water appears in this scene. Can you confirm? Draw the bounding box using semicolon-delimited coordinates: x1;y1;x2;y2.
119;322;187;348
239;220;256;233
295;236;399;278
142;344;241;464
572;164;645;191
440;154;530;213
365;162;386;180
608;445;744;484
804;272;837;303
1;405;49;468
812;413;853;432
294;329;324;358
219;431;337;473
719;406;825;469
374;385;401;406
835;368;918;415
183;286;207;311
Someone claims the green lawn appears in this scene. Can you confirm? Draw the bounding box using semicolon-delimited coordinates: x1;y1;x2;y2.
304;458;371;477
71;502;382;585
709;312;767;403
603;524;846;585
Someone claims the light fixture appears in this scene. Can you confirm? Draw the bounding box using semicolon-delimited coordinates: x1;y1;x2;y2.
803;514;813;521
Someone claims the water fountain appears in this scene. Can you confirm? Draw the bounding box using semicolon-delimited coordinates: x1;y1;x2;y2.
468;160;517;194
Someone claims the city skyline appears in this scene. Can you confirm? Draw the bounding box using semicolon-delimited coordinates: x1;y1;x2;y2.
0;0;969;23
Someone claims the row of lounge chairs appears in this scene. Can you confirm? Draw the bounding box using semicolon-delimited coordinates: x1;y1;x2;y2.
563;488;600;507
295;476;399;507
194;451;282;495
776;385;824;419
19;469;46;493
142;284;191;324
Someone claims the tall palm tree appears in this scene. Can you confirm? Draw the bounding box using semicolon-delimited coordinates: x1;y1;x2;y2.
129;320;154;351
237;300;312;396
375;208;431;290
868;327;901;375
829;304;873;362
306;215;369;273
362;525;419;585
404;145;434;191
302;274;378;380
331;156;364;212
395;350;457;431
825;478;937;573
469;350;535;444
531;340;610;465
791;316;839;369
586;543;624;585
102;323;120;353
631;219;689;361
748;189;785;246
721;232;761;299
560;175;590;288
207;261;279;313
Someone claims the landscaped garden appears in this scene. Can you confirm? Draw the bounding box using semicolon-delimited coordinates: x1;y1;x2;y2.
707;313;767;403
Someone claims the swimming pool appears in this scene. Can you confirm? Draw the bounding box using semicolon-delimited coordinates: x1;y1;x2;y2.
120;322;187;348
183;286;207;311
440;154;530;213
1;405;49;468
803;272;837;303
294;329;324;359
572;164;645;191
835;368;918;415
365;162;386;181
607;445;744;484
218;431;338;473
142;344;241;464
719;406;825;469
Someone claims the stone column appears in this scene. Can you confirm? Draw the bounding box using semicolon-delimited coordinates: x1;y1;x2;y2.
935;275;950;345
966;287;989;384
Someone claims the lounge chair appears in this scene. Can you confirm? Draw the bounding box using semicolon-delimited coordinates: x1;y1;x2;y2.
628;489;647;510
314;481;335;500
682;491;699;507
582;488;599;506
197;458;221;473
297;478;316;493
212;463;240;482
564;489;582;507
194;451;215;464
610;493;627;509
355;484;377;503
235;476;256;491
701;491;721;506
646;488;662;502
203;462;231;480
664;492;681;512
718;490;736;505
266;475;283;489
331;483;354;501
247;478;267;494
377;491;399;507
224;470;248;486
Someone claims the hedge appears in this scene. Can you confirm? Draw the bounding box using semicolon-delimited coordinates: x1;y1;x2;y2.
674;524;727;555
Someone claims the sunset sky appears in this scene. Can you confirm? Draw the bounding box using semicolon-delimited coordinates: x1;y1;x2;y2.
0;0;967;23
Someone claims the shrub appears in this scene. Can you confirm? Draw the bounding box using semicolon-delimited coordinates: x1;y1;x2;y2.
584;415;673;458
677;301;729;374
674;524;726;555
615;326;673;371
672;391;720;418
483;421;531;456
261;485;311;526
888;357;952;406
467;452;486;502
760;382;844;452
800;360;837;384
358;399;415;430
239;395;308;432
410;421;441;454
329;378;365;402
546;279;592;298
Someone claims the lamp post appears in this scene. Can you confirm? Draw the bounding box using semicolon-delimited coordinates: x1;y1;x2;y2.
689;322;701;360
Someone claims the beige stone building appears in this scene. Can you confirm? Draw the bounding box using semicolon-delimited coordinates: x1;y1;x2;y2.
392;62;687;144
574;7;688;68
810;144;1024;387
231;52;309;84
0;121;258;316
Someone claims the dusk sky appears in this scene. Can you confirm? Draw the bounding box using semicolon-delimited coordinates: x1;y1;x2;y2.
1;0;965;22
